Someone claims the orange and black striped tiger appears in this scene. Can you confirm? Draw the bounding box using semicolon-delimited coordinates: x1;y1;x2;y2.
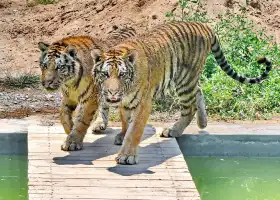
91;21;272;164
38;27;137;151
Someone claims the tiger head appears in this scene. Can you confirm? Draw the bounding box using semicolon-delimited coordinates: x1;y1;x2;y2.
91;48;137;106
38;42;80;91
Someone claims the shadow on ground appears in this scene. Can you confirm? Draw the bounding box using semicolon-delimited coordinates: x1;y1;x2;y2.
53;124;181;176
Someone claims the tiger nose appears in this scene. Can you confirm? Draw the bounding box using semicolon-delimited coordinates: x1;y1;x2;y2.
42;80;53;88
108;90;118;96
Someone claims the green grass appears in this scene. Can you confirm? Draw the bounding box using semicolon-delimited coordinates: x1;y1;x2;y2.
37;0;56;4
164;0;280;120
0;73;40;89
26;0;56;6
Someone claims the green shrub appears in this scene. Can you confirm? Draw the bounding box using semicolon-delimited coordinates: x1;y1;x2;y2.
165;0;210;23
26;0;56;6
0;73;40;89
163;0;280;119
37;0;56;4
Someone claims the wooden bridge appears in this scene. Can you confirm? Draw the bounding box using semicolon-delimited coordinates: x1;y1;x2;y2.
27;124;200;200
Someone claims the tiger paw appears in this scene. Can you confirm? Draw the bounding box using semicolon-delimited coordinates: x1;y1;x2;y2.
92;121;107;134
61;134;83;151
115;154;139;165
160;128;182;138
114;133;125;145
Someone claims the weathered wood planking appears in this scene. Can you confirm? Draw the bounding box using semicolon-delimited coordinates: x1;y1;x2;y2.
28;125;200;200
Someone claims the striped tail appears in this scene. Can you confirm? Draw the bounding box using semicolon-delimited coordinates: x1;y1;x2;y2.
211;36;272;84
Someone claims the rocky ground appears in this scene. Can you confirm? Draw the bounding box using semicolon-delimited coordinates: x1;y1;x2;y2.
0;87;61;118
0;0;279;119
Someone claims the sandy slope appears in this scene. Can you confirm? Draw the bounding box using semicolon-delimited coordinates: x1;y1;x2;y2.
0;0;279;76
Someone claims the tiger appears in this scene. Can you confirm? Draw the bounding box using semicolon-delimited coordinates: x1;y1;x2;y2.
92;26;138;133
92;26;210;133
91;21;272;165
38;27;137;151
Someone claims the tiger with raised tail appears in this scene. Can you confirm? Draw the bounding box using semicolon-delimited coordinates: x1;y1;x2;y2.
91;21;272;165
38;27;137;151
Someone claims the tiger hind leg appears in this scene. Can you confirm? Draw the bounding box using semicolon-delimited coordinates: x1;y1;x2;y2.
92;102;109;134
196;87;207;129
161;87;198;138
161;104;196;138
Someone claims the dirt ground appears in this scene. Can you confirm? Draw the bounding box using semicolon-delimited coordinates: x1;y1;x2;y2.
0;0;279;119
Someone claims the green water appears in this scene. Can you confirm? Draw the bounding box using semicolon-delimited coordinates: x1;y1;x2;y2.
186;157;280;200
0;155;28;200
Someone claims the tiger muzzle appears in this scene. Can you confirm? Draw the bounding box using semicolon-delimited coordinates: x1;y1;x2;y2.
105;90;122;105
42;80;60;91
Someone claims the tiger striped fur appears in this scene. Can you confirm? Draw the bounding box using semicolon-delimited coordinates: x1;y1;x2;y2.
39;36;102;151
108;26;137;42
38;27;137;151
92;27;138;133
91;21;272;164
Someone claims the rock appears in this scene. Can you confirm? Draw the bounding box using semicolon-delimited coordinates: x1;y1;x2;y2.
111;0;117;6
95;5;104;13
247;0;261;10
112;25;118;30
152;14;158;20
45;94;54;100
136;0;145;7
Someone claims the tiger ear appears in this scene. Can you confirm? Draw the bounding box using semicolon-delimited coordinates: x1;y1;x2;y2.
65;45;77;59
126;50;137;65
91;48;103;64
38;42;49;52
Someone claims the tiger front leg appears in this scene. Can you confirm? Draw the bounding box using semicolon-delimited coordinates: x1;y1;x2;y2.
61;91;99;151
115;99;152;165
60;98;77;134
92;103;109;134
114;105;132;145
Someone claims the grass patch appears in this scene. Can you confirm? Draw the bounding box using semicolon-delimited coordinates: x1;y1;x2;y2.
0;73;40;89
37;0;56;4
108;108;120;122
164;0;280;120
26;0;56;6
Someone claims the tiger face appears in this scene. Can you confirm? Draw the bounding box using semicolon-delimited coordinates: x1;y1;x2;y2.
91;49;137;106
38;42;79;91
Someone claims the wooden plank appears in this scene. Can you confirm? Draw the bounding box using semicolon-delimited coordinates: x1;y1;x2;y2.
28;155;185;162
28;175;192;181
30;194;180;200
28;179;197;189
28;126;200;200
29;146;182;155
29;186;178;195
28;160;189;170
28;166;190;174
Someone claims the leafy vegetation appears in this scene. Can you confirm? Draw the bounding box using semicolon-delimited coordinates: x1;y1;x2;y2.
0;73;40;89
159;0;280;120
37;0;56;4
26;0;56;6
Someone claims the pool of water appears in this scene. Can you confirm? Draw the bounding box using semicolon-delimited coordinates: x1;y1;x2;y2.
186;157;280;200
0;155;28;200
